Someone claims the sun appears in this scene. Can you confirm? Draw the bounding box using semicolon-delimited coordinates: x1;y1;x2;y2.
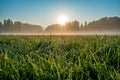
58;15;68;25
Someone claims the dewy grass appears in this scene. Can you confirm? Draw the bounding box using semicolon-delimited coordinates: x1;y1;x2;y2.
0;35;120;80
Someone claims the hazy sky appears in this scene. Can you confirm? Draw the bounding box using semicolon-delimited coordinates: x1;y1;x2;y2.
0;0;120;27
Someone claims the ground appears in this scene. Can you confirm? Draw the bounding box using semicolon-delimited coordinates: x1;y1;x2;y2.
0;35;120;80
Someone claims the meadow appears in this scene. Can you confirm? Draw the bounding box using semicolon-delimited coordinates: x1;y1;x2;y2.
0;35;120;80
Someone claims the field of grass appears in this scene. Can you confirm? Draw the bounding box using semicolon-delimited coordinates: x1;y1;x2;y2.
0;35;120;80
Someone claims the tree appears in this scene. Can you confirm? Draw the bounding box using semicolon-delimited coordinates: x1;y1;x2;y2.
14;21;22;32
32;25;43;33
3;19;7;32
79;23;84;30
84;21;87;27
0;21;2;32
86;17;120;31
21;23;43;33
72;20;79;31
7;19;14;31
3;19;13;32
45;24;61;32
65;22;72;31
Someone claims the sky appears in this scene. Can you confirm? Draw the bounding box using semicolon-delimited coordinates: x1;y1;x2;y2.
0;0;120;27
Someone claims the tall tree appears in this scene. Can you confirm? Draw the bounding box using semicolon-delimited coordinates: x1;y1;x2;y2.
65;22;72;31
84;21;87;27
7;19;14;31
3;19;7;31
3;19;14;32
0;21;2;32
73;20;79;31
14;21;22;32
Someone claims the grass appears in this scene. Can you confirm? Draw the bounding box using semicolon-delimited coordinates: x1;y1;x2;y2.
0;35;120;80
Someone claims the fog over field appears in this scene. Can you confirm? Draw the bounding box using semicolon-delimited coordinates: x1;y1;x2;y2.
1;31;120;35
0;17;120;35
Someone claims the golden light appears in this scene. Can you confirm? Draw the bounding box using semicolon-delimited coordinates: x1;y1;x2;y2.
58;15;68;25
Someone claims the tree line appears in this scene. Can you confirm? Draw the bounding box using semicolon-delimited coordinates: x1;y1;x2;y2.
45;16;120;33
0;17;120;33
0;19;43;33
85;17;120;32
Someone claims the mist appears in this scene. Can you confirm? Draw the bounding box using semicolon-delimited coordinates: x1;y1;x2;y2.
0;17;120;35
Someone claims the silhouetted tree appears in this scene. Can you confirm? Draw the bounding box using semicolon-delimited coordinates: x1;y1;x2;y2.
31;25;43;33
45;24;61;32
64;20;79;31
1;17;120;33
21;23;43;33
7;19;13;31
1;19;43;33
0;21;2;32
3;19;14;32
80;23;83;28
79;23;84;30
71;20;79;31
65;22;72;31
14;21;22;32
3;19;7;31
84;21;87;27
86;17;120;32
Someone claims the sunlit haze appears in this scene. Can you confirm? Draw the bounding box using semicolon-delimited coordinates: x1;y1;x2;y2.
58;15;68;25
